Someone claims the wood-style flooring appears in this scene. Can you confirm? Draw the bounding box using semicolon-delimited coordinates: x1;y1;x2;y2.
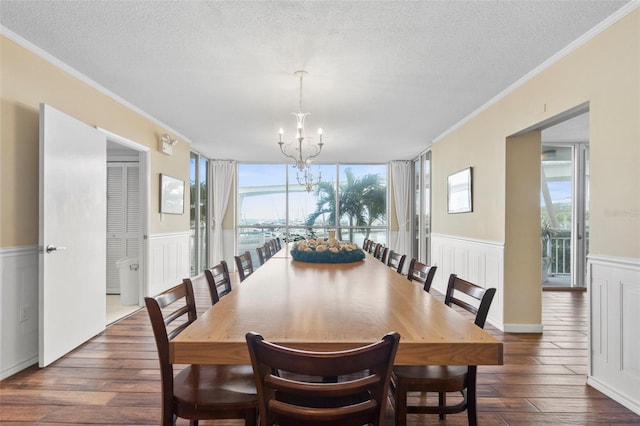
2;275;639;425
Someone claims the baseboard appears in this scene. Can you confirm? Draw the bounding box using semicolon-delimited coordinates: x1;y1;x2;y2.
587;376;640;416
1;356;37;381
503;323;544;333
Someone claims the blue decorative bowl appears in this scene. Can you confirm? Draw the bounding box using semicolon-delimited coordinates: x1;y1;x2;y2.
290;247;366;263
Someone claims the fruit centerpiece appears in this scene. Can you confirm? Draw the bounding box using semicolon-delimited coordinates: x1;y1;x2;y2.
290;238;365;263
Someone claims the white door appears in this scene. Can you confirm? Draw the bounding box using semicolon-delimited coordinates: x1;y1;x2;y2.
39;104;107;367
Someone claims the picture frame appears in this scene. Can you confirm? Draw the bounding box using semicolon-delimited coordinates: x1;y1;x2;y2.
447;167;473;214
159;173;184;214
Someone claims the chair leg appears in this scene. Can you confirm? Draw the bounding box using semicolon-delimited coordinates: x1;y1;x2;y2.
466;377;478;426
438;392;446;420
245;407;258;425
394;381;408;426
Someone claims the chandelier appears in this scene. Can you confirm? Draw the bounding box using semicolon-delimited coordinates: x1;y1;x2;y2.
278;70;324;192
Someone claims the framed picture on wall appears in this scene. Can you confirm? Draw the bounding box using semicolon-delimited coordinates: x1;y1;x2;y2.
447;167;473;213
159;173;184;214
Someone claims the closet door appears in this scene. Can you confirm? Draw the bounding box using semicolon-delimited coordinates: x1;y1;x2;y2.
125;165;141;271
107;163;140;294
107;164;125;293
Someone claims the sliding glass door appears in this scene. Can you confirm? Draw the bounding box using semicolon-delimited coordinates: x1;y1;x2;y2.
413;151;431;264
540;143;589;288
190;152;209;275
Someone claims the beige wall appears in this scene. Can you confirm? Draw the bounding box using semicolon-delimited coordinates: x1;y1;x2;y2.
504;132;543;324
1;35;190;248
432;10;639;262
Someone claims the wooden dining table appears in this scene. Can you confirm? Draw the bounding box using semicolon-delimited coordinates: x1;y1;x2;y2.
170;245;503;366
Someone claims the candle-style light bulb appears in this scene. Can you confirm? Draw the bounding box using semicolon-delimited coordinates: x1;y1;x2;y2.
318;128;323;143
278;128;283;143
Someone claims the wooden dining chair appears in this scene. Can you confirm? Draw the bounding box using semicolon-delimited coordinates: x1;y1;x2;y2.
387;250;406;274
273;237;281;251
263;243;273;261
234;251;254;283
204;260;232;305
389;274;497;426
369;242;381;255
407;258;437;292
256;246;267;265
363;238;372;251
144;278;257;426
246;331;400;426
374;244;388;263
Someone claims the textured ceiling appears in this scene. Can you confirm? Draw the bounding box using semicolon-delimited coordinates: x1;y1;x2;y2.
0;1;631;162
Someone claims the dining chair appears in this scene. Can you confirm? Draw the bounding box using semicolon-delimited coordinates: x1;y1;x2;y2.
363;238;372;251
204;260;232;305
369;242;380;255
144;278;257;426
263;243;273;261
256;246;267;265
374;244;388;263
273;237;282;251
407;258;437;292
387;250;407;274
389;274;497;426
265;239;276;257
246;331;400;426
234;251;254;283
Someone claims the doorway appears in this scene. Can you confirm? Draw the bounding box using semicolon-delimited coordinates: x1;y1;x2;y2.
105;135;149;323
540;113;589;289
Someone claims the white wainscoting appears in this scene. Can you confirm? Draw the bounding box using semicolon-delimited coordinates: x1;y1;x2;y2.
0;246;39;380
588;255;640;415
147;232;190;297
431;234;505;329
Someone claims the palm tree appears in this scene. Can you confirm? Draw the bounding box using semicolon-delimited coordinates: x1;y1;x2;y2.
306;168;386;242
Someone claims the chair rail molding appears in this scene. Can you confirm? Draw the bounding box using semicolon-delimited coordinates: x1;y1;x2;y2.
588;254;640;416
147;232;190;297
431;233;505;330
0;245;39;379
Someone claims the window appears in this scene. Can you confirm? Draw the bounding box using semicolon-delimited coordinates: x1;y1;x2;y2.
237;163;387;257
412;151;431;263
190;152;209;275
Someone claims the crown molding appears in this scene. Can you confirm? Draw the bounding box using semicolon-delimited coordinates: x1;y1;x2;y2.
1;26;193;145
433;1;640;145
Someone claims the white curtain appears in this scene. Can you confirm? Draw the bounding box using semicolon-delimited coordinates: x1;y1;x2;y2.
211;161;235;265
390;161;412;256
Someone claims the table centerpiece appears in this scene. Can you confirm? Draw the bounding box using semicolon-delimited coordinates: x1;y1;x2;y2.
290;238;365;263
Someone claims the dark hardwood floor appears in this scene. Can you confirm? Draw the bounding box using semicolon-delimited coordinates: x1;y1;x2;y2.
2;275;639;425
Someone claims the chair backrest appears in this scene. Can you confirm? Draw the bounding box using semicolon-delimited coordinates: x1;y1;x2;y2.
246;331;400;426
273;237;282;251
369;242;380;255
374;245;388;263
256;246;267;265
407;258;437;292
363;238;372;251
265;240;275;257
263;243;273;261
204;260;232;305
444;274;496;328
234;251;254;282
144;278;198;418
387;250;406;274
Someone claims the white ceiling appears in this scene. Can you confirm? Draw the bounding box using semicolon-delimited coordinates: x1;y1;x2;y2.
0;1;630;163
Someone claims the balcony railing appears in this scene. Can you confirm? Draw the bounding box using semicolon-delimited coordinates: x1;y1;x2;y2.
543;229;582;276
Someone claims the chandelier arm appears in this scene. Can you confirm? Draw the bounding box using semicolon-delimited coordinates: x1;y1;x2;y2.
304;143;324;162
279;142;304;165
